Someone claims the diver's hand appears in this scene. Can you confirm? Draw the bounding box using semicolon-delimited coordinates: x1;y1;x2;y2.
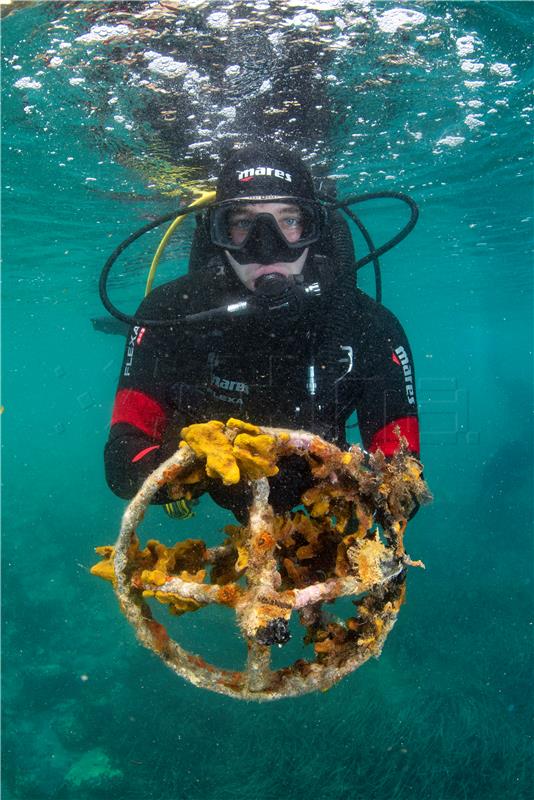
207;455;313;523
207;481;252;523
268;455;313;514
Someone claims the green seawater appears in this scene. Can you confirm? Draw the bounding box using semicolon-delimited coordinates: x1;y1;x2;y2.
2;2;532;799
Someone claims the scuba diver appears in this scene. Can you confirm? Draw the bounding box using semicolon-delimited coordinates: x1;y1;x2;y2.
104;142;420;520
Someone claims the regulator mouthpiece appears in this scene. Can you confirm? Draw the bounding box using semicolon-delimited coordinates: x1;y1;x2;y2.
254;273;304;321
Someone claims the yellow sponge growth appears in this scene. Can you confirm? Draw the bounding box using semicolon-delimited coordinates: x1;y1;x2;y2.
181;421;240;484
233;432;279;480
180;419;279;484
90;546;115;583
226;418;260;435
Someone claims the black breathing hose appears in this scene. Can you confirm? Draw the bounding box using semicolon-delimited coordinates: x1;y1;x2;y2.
98;191;419;327
98;203;200;327
329;191;419;305
341;206;382;303
334;191;419;266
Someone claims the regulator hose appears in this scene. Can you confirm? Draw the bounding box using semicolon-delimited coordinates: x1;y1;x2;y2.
98;201;207;328
98;191;419;327
336;191;419;268
332;191;419;304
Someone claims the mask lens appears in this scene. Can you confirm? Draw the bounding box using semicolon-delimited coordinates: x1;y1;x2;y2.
210;198;321;251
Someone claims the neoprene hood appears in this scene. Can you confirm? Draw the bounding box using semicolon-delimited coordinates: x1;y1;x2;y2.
216;142;317;202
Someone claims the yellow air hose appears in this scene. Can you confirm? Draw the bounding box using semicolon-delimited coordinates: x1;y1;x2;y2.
144;189;216;297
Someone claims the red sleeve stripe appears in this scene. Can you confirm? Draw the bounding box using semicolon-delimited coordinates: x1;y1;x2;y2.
369;417;420;457
131;445;160;463
111;389;166;440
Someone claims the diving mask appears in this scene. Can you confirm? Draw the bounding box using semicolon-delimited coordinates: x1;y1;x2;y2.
209;197;324;265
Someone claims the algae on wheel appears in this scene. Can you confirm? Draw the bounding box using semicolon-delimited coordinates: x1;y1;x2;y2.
92;419;431;701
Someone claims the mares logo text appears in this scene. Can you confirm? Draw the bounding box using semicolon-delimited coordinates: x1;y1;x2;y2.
212;375;249;394
237;167;292;183
394;346;416;405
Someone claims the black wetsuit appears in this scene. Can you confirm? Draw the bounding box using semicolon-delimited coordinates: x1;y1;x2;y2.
104;264;420;517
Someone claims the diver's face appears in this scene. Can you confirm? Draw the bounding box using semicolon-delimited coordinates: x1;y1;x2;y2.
228;202;305;245
224;202;308;290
